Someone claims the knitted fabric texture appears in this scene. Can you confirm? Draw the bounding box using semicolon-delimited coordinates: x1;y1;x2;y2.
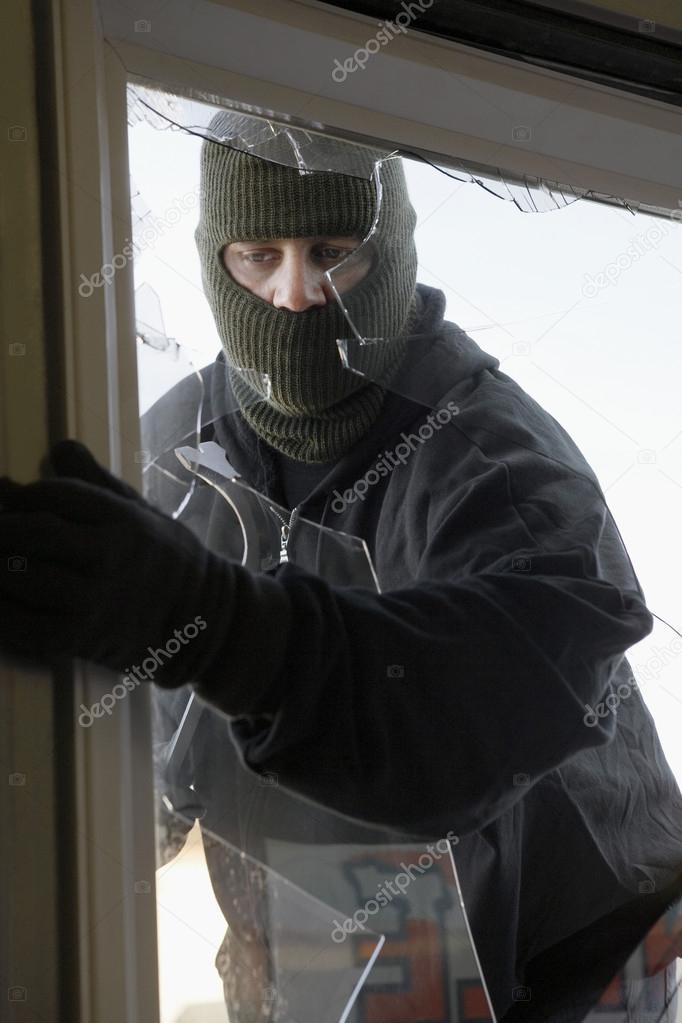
194;111;418;462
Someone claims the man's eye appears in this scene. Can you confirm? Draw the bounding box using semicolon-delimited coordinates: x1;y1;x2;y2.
318;247;354;263
242;252;273;264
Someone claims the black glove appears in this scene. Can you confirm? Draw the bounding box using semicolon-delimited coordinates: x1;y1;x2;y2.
0;439;236;686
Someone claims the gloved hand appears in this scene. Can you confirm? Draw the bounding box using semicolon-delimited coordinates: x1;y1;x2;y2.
0;439;236;686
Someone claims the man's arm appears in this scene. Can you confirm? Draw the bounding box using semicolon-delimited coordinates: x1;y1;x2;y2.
0;441;652;840
193;518;651;839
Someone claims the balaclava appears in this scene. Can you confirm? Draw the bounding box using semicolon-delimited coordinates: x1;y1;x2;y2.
195;111;419;463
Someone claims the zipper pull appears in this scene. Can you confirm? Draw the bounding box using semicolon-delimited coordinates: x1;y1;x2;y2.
279;522;290;564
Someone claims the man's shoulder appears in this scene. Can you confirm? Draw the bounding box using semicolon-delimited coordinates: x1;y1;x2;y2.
399;343;599;496
140;358;217;458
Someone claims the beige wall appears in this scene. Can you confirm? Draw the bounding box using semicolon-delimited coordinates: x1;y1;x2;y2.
0;1;59;1020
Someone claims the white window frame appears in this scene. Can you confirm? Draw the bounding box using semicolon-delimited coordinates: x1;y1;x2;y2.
40;0;682;1017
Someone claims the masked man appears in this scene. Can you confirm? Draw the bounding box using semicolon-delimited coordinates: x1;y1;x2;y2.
1;110;681;1023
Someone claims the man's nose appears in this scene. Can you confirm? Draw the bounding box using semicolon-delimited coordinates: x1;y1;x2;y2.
271;257;328;312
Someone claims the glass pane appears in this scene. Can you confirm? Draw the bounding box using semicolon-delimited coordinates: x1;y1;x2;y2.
127;86;682;1023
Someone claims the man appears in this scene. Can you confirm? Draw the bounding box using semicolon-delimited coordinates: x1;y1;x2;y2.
1;110;681;1022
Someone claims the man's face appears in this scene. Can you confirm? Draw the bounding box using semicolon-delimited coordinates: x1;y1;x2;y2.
221;236;371;312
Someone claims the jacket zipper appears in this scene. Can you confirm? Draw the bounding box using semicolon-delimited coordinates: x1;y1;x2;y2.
267;504;296;564
279;520;290;563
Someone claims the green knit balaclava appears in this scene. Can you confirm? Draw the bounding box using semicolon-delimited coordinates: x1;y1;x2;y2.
194;112;418;462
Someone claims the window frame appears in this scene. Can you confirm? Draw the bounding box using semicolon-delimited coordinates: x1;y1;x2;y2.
315;0;682;104
39;0;682;1017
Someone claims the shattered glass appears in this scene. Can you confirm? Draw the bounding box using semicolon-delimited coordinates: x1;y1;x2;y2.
127;85;682;1023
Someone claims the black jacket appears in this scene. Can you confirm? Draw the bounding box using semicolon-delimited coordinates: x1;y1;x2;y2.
143;284;682;1020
